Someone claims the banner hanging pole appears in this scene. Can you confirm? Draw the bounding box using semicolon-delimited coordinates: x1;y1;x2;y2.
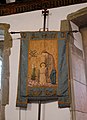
42;9;49;31
38;101;41;120
37;8;49;120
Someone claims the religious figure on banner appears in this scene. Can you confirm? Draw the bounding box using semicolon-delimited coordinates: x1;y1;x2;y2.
39;62;47;84
40;50;56;84
28;48;57;87
27;35;58;90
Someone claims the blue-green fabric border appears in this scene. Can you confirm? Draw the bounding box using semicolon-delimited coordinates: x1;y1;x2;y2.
58;37;70;108
16;37;29;108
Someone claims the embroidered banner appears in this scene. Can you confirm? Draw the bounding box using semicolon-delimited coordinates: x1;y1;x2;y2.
16;31;70;108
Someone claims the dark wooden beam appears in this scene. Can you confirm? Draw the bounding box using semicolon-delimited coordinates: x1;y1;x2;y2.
0;0;87;16
0;0;6;4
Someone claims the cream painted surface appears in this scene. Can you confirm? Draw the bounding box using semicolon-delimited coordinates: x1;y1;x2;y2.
6;0;15;3
0;3;87;120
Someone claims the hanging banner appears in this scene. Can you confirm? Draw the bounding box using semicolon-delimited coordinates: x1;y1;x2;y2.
0;0;87;16
16;31;70;108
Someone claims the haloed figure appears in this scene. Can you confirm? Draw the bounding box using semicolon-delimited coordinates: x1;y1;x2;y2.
39;62;47;84
41;50;56;84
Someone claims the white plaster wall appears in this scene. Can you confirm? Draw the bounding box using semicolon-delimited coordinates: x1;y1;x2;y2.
0;3;87;120
70;21;83;50
6;0;15;3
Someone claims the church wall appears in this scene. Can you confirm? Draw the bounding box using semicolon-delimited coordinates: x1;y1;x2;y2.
80;28;87;80
0;3;87;120
67;7;87;120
